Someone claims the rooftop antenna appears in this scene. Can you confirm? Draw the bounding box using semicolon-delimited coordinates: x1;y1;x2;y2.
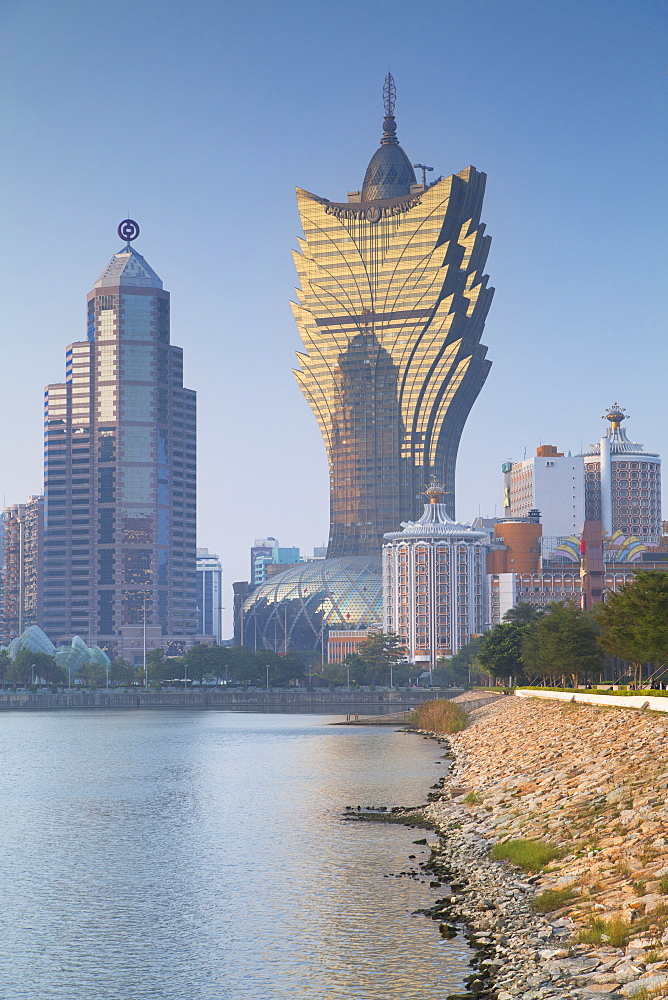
413;163;434;187
383;71;396;116
380;72;400;147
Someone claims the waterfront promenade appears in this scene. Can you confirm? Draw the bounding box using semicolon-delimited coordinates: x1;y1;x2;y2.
0;687;465;712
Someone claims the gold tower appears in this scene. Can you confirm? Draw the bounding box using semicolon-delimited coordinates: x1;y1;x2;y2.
292;75;494;557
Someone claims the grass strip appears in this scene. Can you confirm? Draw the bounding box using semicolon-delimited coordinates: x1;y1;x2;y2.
490;838;565;871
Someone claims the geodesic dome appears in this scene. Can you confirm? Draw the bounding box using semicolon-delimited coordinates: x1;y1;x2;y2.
242;556;382;652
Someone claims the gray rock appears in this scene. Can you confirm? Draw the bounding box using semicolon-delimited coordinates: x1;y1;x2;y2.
622;974;668;996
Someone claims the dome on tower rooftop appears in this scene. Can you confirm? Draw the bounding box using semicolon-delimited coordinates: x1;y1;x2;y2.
362;144;417;201
94;245;162;290
361;72;416;201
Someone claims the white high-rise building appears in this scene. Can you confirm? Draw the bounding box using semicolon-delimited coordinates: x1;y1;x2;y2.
502;407;661;545
581;405;662;543
382;480;489;665
502;445;584;537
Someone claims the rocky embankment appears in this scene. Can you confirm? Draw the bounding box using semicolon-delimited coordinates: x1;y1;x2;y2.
424;696;668;999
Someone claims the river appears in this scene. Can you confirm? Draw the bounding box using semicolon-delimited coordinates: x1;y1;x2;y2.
0;711;472;999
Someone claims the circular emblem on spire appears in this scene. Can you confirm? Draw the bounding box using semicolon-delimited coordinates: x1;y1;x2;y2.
117;219;140;243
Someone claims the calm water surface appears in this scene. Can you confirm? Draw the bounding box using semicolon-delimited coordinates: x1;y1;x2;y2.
0;711;471;999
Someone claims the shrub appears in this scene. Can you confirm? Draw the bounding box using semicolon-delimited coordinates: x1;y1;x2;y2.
577;915;632;947
464;791;483;805
491;838;564;871
531;886;579;912
410;699;467;733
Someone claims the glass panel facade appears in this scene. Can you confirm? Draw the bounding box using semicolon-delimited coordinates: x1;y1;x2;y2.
40;248;197;653
293;159;493;556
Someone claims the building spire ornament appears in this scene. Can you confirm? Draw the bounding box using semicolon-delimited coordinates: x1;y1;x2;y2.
603;402;628;430
380;72;399;146
423;476;447;504
383;72;396;115
117;218;140;247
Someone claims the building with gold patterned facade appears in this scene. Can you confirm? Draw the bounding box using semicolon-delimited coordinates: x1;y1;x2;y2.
292;74;494;558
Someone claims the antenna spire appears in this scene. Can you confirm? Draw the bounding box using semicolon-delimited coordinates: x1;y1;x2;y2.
383;72;396;116
380;72;399;146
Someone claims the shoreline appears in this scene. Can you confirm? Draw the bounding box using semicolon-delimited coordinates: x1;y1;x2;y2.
0;687;461;712
413;697;668;999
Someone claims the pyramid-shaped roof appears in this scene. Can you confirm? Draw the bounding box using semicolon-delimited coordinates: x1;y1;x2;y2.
95;245;162;289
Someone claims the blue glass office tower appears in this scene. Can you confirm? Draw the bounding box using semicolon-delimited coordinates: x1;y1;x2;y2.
41;239;197;655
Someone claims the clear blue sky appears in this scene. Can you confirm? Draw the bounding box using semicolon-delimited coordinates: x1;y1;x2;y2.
1;0;666;637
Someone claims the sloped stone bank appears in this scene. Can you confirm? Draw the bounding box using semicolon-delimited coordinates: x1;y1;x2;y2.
423;697;668;998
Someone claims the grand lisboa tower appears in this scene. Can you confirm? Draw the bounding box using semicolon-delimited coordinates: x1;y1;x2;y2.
243;76;494;652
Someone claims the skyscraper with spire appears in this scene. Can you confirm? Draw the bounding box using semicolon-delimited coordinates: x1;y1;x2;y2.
292;74;494;558
41;224;198;658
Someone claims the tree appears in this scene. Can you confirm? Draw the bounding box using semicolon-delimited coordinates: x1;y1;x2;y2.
503;602;545;624
7;649;64;686
79;660;107;689
356;631;407;685
108;657;135;686
435;634;485;687
0;649;11;685
522;601;604;687
181;644;226;683
342;652;364;685
147;649;169;685
477;622;530;685
592;571;668;688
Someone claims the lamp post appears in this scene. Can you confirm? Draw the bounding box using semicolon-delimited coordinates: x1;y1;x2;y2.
143;591;148;689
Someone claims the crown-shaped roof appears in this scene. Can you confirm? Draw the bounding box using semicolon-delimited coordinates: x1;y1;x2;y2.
383;500;488;541
94;245;162;289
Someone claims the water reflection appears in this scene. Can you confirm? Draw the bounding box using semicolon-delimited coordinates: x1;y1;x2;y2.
0;712;471;999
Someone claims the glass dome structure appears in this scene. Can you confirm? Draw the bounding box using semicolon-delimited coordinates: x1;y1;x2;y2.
6;625;56;659
55;636;110;672
241;556;382;653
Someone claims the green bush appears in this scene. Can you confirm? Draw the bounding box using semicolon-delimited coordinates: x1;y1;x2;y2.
577;915;632;947
491;838;564;871
531;886;579;912
410;699;468;733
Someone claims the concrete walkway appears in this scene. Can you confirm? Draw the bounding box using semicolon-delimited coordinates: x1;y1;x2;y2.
516;687;668;712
